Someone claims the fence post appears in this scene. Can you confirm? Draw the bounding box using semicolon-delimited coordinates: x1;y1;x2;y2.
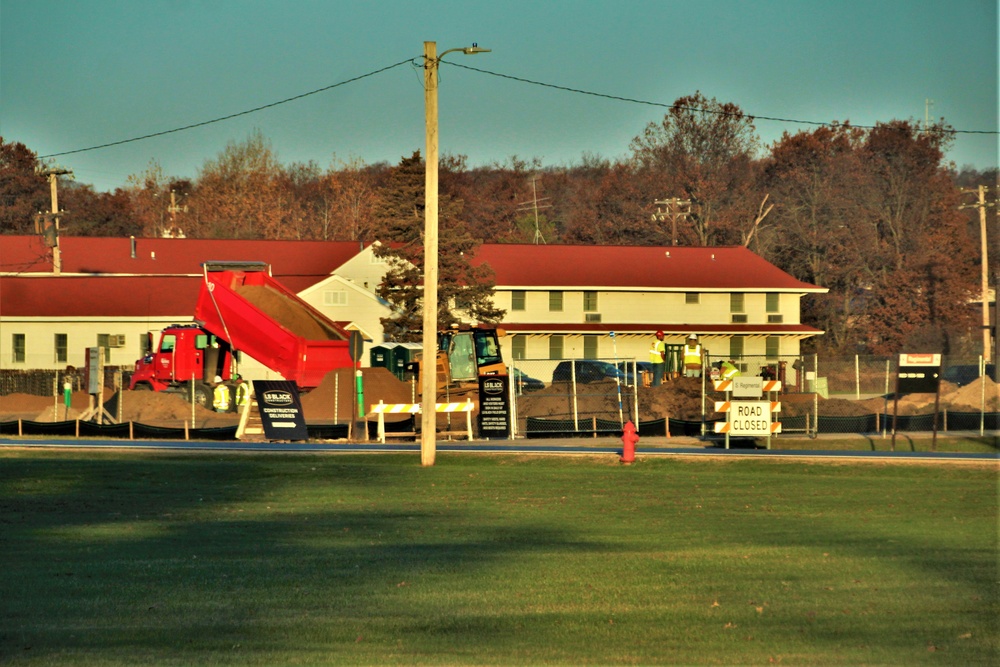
855;354;860;400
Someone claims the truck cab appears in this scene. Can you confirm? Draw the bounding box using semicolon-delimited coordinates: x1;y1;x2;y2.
130;325;234;405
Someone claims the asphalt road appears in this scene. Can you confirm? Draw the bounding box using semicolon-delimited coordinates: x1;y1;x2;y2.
1;434;996;463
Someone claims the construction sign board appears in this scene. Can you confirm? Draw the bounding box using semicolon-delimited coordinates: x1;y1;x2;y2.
726;400;774;436
897;353;941;394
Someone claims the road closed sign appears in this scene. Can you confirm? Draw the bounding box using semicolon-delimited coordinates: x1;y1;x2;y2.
729;401;773;436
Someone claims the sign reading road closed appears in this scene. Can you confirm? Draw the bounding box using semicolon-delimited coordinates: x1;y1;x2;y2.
729;401;773;436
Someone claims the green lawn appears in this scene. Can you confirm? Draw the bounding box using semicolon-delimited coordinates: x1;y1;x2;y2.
1;452;997;665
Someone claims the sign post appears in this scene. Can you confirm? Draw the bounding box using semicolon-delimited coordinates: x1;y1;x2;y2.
892;353;942;451
348;331;366;441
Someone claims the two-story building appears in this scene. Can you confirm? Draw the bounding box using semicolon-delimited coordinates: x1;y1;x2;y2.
1;236;826;384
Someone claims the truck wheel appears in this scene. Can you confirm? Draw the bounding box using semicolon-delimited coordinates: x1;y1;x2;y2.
194;384;213;409
132;383;152;391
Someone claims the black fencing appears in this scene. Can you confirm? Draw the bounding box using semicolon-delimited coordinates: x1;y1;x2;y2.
0;419;350;441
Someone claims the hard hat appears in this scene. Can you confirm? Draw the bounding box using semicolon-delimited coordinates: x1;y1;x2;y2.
688;333;698;340
655;330;664;338
213;375;223;383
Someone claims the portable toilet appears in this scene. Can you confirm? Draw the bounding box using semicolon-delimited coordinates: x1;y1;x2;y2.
369;343;400;374
389;343;423;380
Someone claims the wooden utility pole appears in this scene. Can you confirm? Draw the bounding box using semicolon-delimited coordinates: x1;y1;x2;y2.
652;198;691;246
960;185;996;362
38;167;73;275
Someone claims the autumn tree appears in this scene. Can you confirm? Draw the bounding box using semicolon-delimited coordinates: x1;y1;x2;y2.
373;152;504;342
59;183;140;237
629;92;760;246
0;138;47;236
758;123;869;350
851;120;977;354
191;130;289;239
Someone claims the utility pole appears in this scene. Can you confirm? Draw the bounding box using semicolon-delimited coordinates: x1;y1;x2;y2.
165;190;187;238
37;167;73;275
652;198;691;246
960;184;996;362
516;176;551;244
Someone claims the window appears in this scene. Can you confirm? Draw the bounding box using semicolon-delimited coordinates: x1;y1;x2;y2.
324;290;348;306
729;336;744;360
730;293;745;313
96;334;111;362
549;335;564;360
549;291;563;312
766;336;780;360
12;334;25;363
583;334;598;359
54;333;68;364
766;293;780;312
511;290;526;311
583;291;598;312
511;334;526;360
685;292;700;305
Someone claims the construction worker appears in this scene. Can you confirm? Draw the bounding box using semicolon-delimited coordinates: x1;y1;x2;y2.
683;334;704;378
649;330;667;386
719;359;741;380
232;374;250;411
211;375;230;412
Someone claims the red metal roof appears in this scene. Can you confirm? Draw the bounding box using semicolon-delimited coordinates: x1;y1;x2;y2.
1;235;362;282
1;275;202;318
473;244;825;292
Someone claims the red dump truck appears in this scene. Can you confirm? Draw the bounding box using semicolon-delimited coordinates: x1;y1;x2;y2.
129;261;353;405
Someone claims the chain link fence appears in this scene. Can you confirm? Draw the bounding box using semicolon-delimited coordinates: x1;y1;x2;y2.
2;355;997;438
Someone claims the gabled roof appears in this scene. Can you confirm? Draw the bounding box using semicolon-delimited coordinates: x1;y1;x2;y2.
1;235;364;292
1;275;202;318
473;244;826;292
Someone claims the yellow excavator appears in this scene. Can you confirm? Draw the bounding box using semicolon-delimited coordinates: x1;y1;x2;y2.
406;324;507;400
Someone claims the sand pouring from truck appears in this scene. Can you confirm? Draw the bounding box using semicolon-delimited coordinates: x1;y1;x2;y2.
129;261;353;406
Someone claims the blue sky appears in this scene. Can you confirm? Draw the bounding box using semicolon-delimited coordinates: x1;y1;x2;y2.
2;0;997;193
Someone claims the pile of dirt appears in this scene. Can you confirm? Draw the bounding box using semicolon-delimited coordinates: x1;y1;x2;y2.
300;367;416;422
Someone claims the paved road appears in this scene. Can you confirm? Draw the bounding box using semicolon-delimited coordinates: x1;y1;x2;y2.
1;434;995;462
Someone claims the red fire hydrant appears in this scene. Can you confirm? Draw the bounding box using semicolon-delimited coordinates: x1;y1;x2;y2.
621;420;639;464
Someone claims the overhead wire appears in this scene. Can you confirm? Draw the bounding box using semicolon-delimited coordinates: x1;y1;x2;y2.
38;55;997;162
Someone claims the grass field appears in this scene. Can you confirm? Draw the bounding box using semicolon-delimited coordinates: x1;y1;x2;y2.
1;451;997;666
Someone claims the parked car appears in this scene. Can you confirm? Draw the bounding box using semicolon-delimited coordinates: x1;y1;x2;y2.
941;364;996;387
512;368;544;393
617;361;653;384
552;360;625;384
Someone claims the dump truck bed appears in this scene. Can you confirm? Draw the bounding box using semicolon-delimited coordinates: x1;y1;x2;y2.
194;262;352;389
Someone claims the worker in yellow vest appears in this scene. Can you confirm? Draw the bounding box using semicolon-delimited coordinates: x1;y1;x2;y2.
232;374;250;412
683;334;704;378
212;375;230;412
719;359;740;380
649;330;666;386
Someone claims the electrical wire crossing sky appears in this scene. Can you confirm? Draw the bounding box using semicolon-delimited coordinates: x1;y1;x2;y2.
1;0;996;193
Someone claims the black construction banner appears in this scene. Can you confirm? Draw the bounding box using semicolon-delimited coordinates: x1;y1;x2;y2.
252;380;309;441
478;375;511;439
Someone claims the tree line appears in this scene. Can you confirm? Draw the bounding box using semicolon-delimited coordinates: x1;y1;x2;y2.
1;92;995;355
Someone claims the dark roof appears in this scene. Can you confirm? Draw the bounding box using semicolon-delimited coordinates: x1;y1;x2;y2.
474;244;825;292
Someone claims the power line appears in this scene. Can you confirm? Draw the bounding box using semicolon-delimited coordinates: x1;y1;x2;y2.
38;58;416;159
37;55;998;162
446;61;998;136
